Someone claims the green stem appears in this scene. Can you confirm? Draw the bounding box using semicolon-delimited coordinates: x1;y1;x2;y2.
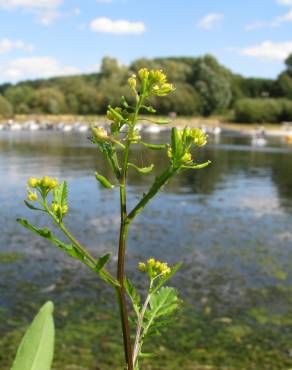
116;95;144;370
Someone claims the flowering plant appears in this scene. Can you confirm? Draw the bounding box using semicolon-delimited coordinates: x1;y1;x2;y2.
17;68;210;369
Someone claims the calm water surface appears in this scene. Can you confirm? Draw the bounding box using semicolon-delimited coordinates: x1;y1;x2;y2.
0;130;292;369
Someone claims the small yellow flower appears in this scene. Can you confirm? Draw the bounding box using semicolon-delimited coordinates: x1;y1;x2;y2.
62;205;68;214
50;179;58;189
147;258;156;267
27;191;38;201
138;262;146;271
138;68;149;81
28;177;39;188
41;176;51;187
128;75;137;90
190;128;207;147
149;70;167;84
51;202;59;212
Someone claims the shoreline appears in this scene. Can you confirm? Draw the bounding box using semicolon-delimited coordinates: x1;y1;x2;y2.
0;114;291;137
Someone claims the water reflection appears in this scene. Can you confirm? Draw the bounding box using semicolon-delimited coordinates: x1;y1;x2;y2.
0;130;292;369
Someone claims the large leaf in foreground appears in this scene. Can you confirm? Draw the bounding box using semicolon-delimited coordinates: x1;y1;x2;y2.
11;301;55;370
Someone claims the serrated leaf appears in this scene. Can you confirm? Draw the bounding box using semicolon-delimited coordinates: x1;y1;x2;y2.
148;287;178;318
141;142;167;150
11;301;54;370
95;253;111;272
17;218;85;262
24;200;44;212
128;163;154;174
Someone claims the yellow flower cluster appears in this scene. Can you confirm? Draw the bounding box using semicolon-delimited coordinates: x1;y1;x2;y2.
128;68;174;97
28;176;58;190
138;258;171;277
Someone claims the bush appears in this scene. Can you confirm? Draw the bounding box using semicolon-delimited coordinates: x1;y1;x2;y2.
234;98;292;123
0;95;13;118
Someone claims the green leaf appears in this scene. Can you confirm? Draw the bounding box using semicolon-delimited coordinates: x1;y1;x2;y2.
144;118;169;125
171;127;183;161
141;105;156;113
11;301;54;370
125;278;141;316
182;160;211;170
53;181;67;209
24;200;44;212
95;172;114;189
16;218;85;262
148;287;178;319
121;96;129;108
128;163;154;174
141;142;167;150
95;253;111;273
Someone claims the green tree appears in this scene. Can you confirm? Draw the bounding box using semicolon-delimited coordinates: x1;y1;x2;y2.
31;88;67;114
0;95;13;117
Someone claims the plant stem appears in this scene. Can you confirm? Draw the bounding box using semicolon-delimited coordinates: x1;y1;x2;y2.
116;95;145;370
132;281;153;365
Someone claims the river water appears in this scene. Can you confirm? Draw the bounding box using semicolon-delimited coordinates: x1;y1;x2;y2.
0;129;292;370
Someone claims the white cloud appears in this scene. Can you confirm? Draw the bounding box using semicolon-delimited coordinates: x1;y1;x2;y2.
197;13;224;30
277;0;292;5
238;41;292;61
0;56;80;81
246;9;292;31
0;0;63;25
90;17;145;34
0;38;34;54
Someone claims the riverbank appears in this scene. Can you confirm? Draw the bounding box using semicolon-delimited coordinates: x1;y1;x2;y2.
0;114;291;137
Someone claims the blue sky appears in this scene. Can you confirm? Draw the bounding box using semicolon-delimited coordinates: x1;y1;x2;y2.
0;0;291;83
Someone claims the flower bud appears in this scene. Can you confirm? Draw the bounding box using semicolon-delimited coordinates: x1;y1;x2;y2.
28;177;39;188
181;152;192;163
27;191;38;201
138;262;146;271
128;75;137;90
91;127;108;141
138;68;149;81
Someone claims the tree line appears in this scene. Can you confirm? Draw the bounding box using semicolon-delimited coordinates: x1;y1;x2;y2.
0;54;291;123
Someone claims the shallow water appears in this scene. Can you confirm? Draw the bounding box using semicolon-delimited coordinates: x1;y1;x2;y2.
0;130;292;369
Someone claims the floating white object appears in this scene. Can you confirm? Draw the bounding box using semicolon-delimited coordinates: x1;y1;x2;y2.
143;125;161;134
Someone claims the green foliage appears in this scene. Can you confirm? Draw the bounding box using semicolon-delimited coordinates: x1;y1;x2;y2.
234;98;292;123
0;95;13;117
1;54;289;121
11;301;54;370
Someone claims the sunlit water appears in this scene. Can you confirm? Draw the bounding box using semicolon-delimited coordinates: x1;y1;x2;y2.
0;129;292;369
